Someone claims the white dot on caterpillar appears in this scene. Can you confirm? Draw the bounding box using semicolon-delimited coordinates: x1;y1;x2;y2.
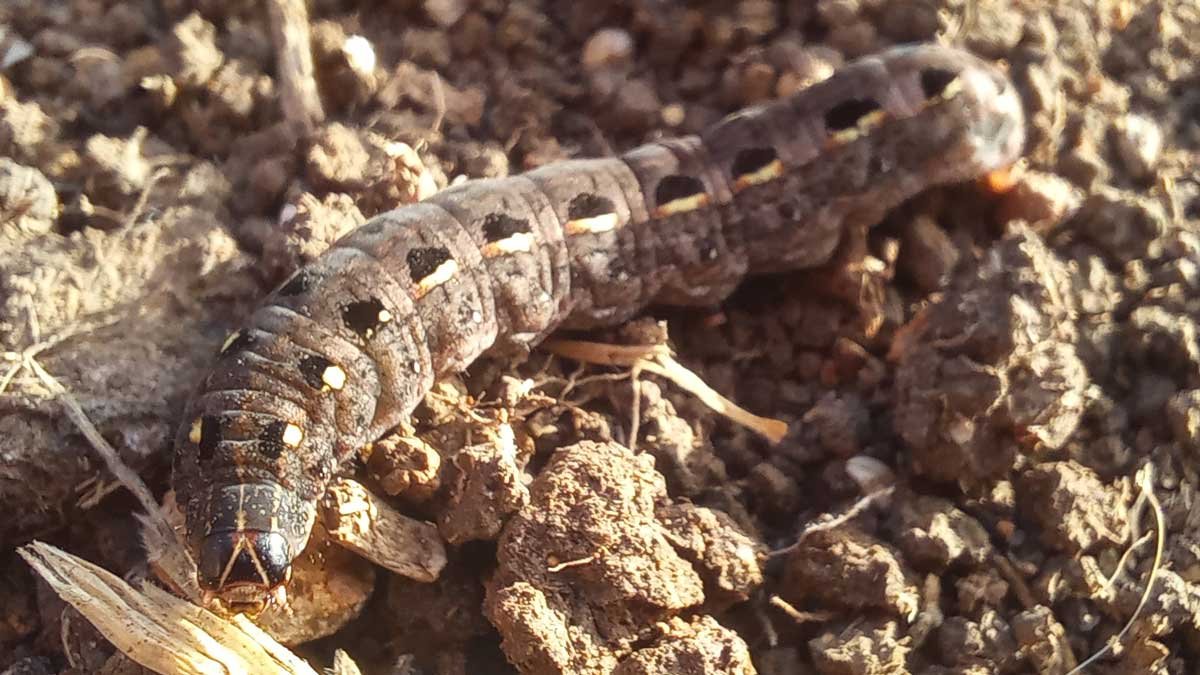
281;423;304;447
470;310;482;323
188;417;203;444
321;364;346;391
378;308;393;323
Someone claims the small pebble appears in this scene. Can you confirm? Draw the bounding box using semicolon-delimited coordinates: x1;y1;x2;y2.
424;0;469;28
0;158;59;235
1167;390;1200;452
775;46;841;96
385;141;438;203
816;0;861;26
608;78;660;132
0;27;35;70
32;27;82;57
660;103;685;128
342;35;376;76
1057;141;1110;190
898;214;959;292
746;462;801;513
844;455;895;495
825;19;878;58
81;130;151;209
581;28;634;72
877;0;942;41
163;12;223;89
962;2;1025;58
1111;113;1162;180
736;1;779;39
703;15;736;53
70;49;125;109
400;27;451;69
996;169;1084;230
737;61;777;106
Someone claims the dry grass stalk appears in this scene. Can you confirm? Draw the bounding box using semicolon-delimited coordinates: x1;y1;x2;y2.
543;338;788;444
20;541;318;675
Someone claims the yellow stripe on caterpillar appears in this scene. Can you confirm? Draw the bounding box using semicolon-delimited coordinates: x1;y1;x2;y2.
414;259;459;298
220;331;242;354
565;212;621;235
482;232;535;256
733;158;785;192
926;74;964;104
652;193;710;218
825;108;890;148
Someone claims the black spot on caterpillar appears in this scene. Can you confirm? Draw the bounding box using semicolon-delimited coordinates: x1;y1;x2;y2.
654;175;707;206
171;43;1025;613
341;298;391;339
824;97;884;131
920;67;959;99
482;213;532;242
567;193;615;221
406;246;453;282
730;147;779;180
258;420;292;460
298;354;342;392
193;416;222;462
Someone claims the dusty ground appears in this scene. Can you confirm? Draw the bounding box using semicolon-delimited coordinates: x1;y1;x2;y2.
1;0;1199;673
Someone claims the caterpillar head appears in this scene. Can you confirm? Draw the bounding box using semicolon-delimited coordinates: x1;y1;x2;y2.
197;528;293;614
186;481;312;615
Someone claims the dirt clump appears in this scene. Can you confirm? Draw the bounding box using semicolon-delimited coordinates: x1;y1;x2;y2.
485;440;760;674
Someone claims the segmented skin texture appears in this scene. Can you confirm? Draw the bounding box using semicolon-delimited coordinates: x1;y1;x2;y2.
171;43;1025;612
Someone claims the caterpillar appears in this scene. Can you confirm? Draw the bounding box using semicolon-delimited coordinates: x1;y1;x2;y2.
171;43;1025;613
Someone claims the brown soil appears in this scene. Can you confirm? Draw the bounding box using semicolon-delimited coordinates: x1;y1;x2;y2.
2;1;1199;674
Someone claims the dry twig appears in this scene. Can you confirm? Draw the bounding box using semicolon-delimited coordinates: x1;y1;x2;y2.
430;71;446;134
990;551;1038;610
769;486;896;559
1065;465;1166;674
542;338;788;445
2;306;194;594
767;595;837;625
266;0;325;135
121;166;171;229
20;347;199;602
